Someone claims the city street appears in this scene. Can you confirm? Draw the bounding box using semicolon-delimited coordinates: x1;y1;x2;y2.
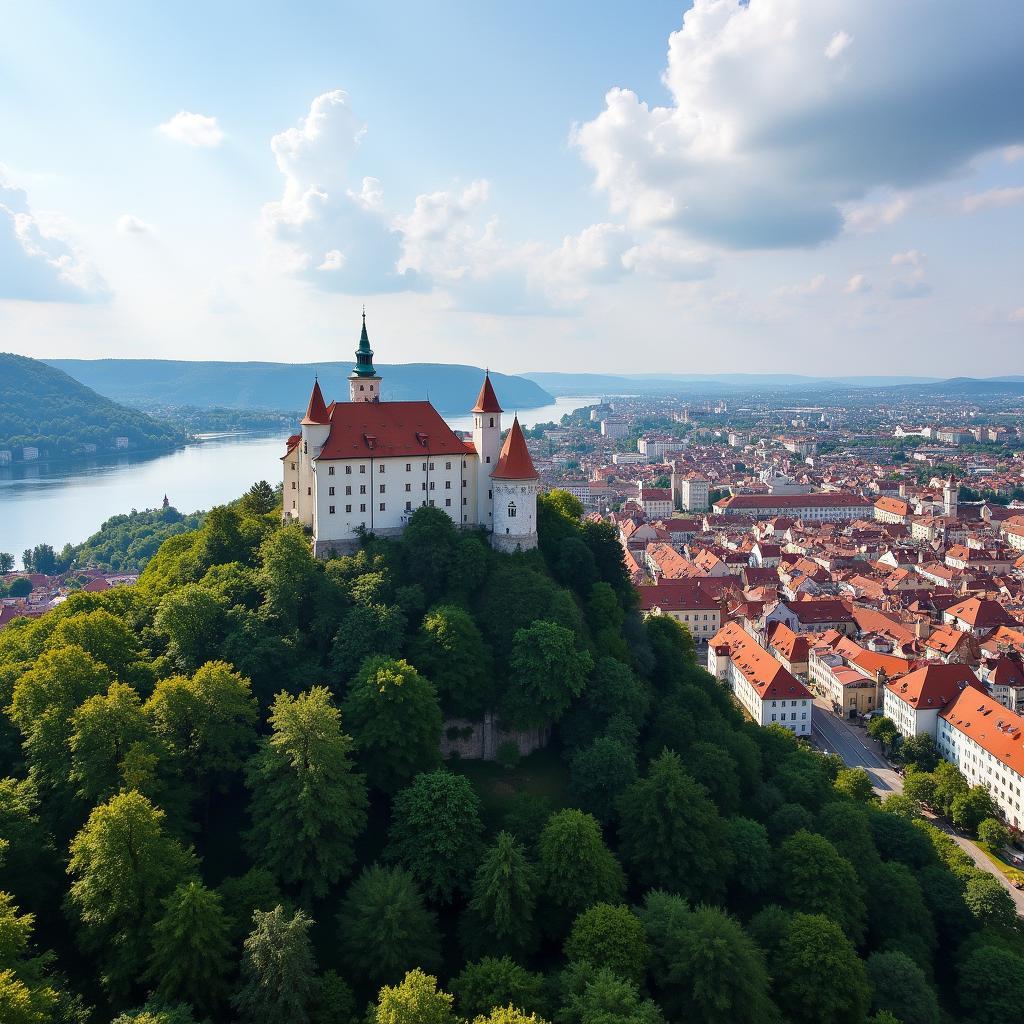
809;698;1024;915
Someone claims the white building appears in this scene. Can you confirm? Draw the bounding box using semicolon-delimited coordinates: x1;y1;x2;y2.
882;663;983;739
601;419;629;439
938;688;1024;829
283;314;539;556
707;621;813;735
638;437;679;461
712;492;872;522
672;472;710;512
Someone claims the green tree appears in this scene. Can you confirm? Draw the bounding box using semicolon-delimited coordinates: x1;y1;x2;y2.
930;760;969;815
7;577;32;598
111;1003;199;1024
0;890;61;1024
471;1008;549;1024
451;958;546;1020
8;645;111;795
311;970;355;1024
777;830;866;944
217;868;285;948
867;716;898;751
145;660;259;804
902;770;936;807
0;553;14;574
898;734;939;773
68;682;157;804
866;950;939;1024
388;769;484;903
977;817;1011;849
865;861;935;968
536;809;625;937
958;944;1024;1024
343;657;442;794
564;903;648;987
0;778;59;912
339;865;440;989
66;790;197;997
501;621;593;729
963;873;1016;928
561;657;649;750
725;816;773;900
49;608;145;680
409;605;494;719
375;969;455;1024
762;912;870;1024
246;687;368;900
241;480;278;516
640;893;777;1024
233;906;317;1024
147;881;232;1017
331;603;407;680
644;615;694;692
567;737;637;825
463;831;538;957
258;526;321;632
617;750;731;902
558;966;663;1024
834;767;875;803
154;584;228;672
951;786;997;833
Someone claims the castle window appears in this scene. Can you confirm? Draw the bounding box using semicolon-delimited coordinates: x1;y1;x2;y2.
488;490;492;499
462;479;467;487
346;504;352;513
345;466;352;475
290;462;295;471
429;499;435;507
360;485;366;495
360;385;364;391
329;487;335;496
429;482;435;491
489;417;494;427
486;456;491;464
445;498;452;507
307;487;311;496
405;483;411;492
346;486;351;495
508;501;517;518
405;501;412;511
328;466;335;475
292;500;296;509
380;503;385;512
329;505;335;514
445;461;451;470
379;484;385;493
359;464;366;473
291;482;296;490
429;462;435;470
445;481;451;489
463;497;467;505
379;464;385;473
303;441;307;454
360;504;366;512
406;463;411;471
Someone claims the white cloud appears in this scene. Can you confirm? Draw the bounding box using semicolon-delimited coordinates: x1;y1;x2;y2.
775;273;826;299
1004;146;1024;163
158;111;224;148
962;186;1024;213
620;236;712;281
891;250;923;267
574;0;1024;249
888;279;932;300
824;30;852;59
116;214;154;235
842;197;909;235
0;176;107;302
1010;307;1024;322
844;273;869;294
318;250;345;271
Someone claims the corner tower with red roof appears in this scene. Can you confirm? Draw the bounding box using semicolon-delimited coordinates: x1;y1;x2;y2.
282;312;540;556
489;415;540;553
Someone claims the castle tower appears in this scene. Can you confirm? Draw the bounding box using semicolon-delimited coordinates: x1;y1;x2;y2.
471;371;502;530
298;377;331;528
349;309;382;403
489;416;539;553
943;473;959;518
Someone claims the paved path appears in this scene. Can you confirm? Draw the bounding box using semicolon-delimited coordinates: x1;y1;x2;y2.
809;698;1024;915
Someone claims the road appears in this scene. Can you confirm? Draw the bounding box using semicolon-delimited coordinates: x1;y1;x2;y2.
809;697;1024;915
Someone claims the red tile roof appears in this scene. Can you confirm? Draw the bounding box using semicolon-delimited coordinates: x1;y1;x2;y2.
941;688;1024;771
885;663;983;710
316;401;469;460
709;621;813;701
471;373;503;414
301;379;330;425
491;417;538;480
945;596;1016;629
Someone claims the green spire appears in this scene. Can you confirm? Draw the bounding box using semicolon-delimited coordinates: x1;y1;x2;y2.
352;306;377;378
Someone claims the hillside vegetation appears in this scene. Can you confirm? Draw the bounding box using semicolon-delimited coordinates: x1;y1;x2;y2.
0;490;1019;1024
46;359;554;415
0;353;185;462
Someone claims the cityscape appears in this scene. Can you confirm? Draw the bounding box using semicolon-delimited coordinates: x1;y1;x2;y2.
2;3;1023;1024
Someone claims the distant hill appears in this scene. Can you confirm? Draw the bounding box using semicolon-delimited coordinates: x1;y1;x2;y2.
45;359;554;415
0;353;185;463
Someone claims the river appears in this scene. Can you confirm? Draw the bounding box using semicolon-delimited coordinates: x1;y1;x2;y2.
0;396;595;566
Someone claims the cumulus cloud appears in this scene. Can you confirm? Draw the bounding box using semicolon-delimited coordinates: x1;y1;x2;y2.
891;250;923;267
889;279;932;300
116;214;154;235
962;186;1024;213
262;91;416;293
775;274;827;299
0;177;107;302
574;0;1024;249
844;273;870;294
158;111;224;147
842;197;909;235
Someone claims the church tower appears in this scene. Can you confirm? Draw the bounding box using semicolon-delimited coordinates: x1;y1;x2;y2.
472;371;502;530
943;473;959;518
349;309;382;403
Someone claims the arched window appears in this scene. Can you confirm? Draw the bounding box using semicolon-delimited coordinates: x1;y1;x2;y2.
507;501;517;518
489;417;494;427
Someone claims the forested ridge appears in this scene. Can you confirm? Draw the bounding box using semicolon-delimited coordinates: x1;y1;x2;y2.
0;353;185;461
0;485;1020;1024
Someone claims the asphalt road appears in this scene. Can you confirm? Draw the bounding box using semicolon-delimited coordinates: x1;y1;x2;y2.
809;697;1024;915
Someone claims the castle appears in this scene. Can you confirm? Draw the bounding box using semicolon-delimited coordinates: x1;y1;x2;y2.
282;314;539;557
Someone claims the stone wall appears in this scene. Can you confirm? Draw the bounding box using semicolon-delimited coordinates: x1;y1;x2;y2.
440;711;549;761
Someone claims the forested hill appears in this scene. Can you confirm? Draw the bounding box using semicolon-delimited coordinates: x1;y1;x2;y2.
45;358;554;414
0;352;185;461
0;488;1018;1024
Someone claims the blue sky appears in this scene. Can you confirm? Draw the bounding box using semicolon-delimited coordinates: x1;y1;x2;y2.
1;1;1023;376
